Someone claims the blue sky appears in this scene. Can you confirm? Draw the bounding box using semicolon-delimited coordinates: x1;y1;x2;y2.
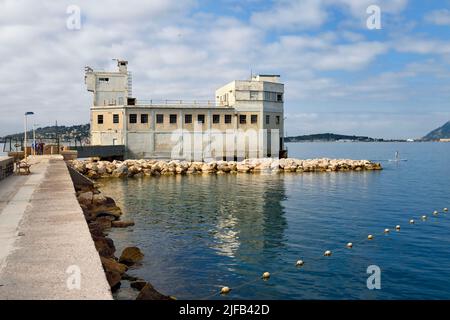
1;0;450;139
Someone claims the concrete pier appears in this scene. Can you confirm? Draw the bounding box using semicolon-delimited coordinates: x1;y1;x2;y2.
0;156;112;299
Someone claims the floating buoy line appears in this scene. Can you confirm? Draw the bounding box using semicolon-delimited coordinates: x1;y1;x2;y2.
201;207;449;300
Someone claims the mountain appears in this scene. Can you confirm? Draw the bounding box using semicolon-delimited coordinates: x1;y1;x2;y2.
422;121;450;141
0;124;90;143
285;133;383;142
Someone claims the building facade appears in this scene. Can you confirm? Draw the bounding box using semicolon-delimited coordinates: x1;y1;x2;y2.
85;60;285;160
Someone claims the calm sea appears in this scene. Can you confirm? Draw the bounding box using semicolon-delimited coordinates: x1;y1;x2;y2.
100;142;450;300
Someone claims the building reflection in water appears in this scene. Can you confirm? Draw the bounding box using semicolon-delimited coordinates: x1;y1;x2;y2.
100;173;288;298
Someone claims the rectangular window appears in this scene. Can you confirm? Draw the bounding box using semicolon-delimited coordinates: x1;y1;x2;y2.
97;115;103;124
251;115;258;124
276;116;280;125
213;114;220;124
250;91;259;100
185;114;192;124
170;114;177;124
98;77;109;82
277;93;283;102
118;97;124;105
141;114;148;124
113;114;119;124
266;115;270;125
129;114;137;124
239;115;247;124
156;114;164;124
197;114;205;124
225;114;232;124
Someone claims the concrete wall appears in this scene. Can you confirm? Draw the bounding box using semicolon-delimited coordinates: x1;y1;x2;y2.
0;157;14;181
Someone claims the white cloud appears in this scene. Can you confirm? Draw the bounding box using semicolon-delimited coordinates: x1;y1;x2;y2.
251;0;327;30
0;0;448;140
424;9;450;26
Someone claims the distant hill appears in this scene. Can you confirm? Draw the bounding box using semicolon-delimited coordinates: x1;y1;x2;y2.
285;133;383;142
0;124;90;143
422;121;450;141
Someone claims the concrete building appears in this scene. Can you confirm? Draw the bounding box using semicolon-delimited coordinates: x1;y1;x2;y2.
85;60;285;160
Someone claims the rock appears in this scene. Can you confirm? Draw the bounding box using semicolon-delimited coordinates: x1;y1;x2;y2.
236;163;250;173
130;280;147;291
119;247;144;266
105;270;122;291
113;164;128;177
94;216;113;230
89;222;106;237
93;236;116;258
100;257;128;275
136;283;171;300
92;194;108;206
90;205;123;219
111;220;135;228
121;273;140;281
77;191;93;206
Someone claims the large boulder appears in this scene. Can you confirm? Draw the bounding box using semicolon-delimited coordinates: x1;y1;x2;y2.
93;236;116;258
236;163;250;173
113;164;128;177
105;270;121;291
100;256;128;275
130;280;147;291
111;220;135;228
92;194;108;206
136;283;171;300
77;191;93;206
119;247;144;266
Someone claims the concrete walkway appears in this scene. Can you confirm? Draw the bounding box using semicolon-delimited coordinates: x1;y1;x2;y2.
0;156;112;299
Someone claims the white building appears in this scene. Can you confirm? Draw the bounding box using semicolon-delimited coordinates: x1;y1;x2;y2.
85;60;286;160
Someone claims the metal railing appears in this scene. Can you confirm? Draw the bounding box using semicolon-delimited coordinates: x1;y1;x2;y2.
135;99;231;108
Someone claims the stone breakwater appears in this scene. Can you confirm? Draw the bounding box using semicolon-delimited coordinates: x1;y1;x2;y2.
73;182;172;300
69;158;382;179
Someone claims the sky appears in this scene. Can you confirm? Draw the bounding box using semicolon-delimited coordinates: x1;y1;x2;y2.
1;0;450;139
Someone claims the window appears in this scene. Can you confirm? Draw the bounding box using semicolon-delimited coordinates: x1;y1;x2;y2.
129;114;137;124
276;116;280;125
156;114;164;124
251;115;258;124
277;93;283;102
250;91;259;100
266;115;270;125
197;114;205;124
264;91;281;101
118;97;124;105
170;114;177;124
225;114;232;124
239;115;247;124
113;114;119;124
185;114;192;124
141;114;148;124
97;114;103;124
98;77;109;82
213;114;220;124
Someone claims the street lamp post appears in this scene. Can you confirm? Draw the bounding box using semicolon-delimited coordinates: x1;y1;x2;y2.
24;112;34;161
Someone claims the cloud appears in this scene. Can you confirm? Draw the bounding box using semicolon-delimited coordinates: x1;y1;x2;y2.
250;0;409;31
0;0;448;140
251;0;327;30
424;9;450;26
